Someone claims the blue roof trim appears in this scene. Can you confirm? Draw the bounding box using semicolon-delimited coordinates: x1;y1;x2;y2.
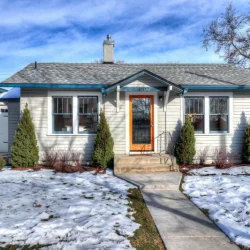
106;70;184;93
0;98;20;102
0;83;107;89
182;85;250;90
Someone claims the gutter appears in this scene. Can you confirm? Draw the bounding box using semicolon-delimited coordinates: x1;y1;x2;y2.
181;85;250;90
0;83;108;89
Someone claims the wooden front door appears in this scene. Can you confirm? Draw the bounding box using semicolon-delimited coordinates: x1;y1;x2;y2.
129;95;154;151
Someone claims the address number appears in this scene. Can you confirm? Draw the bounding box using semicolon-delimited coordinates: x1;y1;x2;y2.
139;87;148;92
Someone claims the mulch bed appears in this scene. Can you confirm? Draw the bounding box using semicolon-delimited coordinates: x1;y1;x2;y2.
10;165;96;173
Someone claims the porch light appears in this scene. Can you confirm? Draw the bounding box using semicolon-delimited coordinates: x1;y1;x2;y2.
159;96;163;102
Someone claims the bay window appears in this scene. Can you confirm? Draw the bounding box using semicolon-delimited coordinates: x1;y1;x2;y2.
185;97;204;133
53;97;73;133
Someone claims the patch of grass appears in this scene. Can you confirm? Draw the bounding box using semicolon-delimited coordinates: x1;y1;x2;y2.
200;208;210;217
179;174;191;199
128;189;165;250
0;244;51;250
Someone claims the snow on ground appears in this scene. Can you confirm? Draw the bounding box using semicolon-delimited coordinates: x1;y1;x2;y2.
183;166;250;248
0;169;140;250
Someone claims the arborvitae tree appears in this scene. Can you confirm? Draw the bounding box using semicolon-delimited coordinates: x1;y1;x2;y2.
242;125;250;163
91;111;114;169
174;116;196;165
11;103;39;167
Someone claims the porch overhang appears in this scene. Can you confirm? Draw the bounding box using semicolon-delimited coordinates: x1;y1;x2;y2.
105;69;184;94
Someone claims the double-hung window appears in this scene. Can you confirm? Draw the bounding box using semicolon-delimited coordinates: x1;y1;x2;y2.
52;97;73;133
209;97;228;133
78;96;98;133
185;97;204;133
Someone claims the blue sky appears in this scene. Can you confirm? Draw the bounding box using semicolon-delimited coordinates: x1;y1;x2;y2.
0;0;248;82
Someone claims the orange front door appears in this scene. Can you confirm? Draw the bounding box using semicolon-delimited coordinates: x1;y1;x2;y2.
129;95;154;151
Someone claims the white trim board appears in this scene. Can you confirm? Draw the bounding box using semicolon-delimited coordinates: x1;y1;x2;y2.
125;92;158;154
182;92;233;134
47;90;102;135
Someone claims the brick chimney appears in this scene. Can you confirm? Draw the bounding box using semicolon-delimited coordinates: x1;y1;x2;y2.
103;35;114;64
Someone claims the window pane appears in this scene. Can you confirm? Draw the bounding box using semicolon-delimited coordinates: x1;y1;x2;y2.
185;97;203;115
63;98;68;113
84;98;88;113
53;115;72;132
79;115;98;133
53;98;57;113
79;97;98;114
190;99;194;113
68;98;72;113
58;98;63;113
210;97;215;114
186;115;204;132
79;98;83;113
199;98;203;114
210;115;228;132
185;98;190;114
219;98;227;114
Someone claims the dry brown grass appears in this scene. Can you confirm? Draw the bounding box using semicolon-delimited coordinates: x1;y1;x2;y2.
128;189;165;250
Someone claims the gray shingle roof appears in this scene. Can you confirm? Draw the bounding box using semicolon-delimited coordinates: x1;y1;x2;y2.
1;62;250;86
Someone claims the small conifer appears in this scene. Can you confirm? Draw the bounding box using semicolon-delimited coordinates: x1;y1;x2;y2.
242;125;250;163
91;111;114;169
174;116;196;165
11;103;39;167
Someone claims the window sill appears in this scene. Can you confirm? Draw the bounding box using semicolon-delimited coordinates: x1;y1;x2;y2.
46;133;97;136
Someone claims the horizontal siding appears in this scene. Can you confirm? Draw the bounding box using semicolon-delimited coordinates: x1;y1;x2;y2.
194;92;250;161
104;92;126;154
20;89;97;162
8;102;20;152
127;75;166;88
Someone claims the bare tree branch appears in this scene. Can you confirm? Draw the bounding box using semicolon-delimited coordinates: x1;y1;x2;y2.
203;3;250;68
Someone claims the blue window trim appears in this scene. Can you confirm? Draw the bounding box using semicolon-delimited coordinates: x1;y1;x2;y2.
52;96;73;134
78;96;99;134
209;96;229;134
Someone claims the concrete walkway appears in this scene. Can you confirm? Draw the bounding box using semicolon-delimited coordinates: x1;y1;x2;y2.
117;172;240;250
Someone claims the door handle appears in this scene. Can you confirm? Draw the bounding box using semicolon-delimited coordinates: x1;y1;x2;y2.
151;124;154;127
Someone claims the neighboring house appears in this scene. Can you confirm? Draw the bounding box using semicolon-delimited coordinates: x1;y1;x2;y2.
1;35;250;163
0;88;8;153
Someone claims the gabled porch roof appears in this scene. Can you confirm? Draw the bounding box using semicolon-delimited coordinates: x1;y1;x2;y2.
105;69;184;94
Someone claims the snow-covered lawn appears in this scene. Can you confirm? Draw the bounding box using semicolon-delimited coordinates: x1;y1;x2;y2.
182;166;250;248
0;169;140;250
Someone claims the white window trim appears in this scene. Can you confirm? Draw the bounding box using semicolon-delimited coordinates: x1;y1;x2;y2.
181;92;233;135
125;92;158;154
47;91;102;136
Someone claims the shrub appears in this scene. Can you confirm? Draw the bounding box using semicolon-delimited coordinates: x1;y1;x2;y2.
212;147;237;169
11;103;39;168
42;151;58;168
71;152;82;167
197;146;210;165
242;125;250;163
92;111;114;169
0;157;6;170
174;116;196;165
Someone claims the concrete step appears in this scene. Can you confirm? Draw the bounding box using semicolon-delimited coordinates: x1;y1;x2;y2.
114;164;173;174
115;155;175;165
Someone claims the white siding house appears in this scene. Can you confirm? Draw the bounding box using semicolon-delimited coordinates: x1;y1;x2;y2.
1;36;250;165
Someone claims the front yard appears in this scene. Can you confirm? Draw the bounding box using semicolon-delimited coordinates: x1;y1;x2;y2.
182;166;250;249
0;169;140;249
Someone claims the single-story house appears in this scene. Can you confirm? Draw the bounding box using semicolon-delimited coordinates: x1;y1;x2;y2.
1;35;250;165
